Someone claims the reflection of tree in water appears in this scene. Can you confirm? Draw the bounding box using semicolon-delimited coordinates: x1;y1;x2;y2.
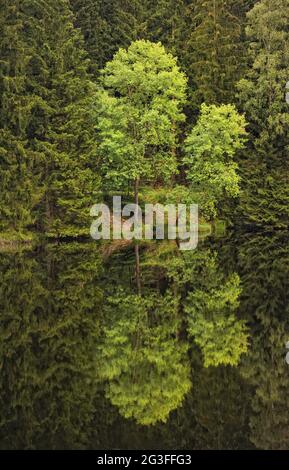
184;255;248;367
97;290;191;426
164;245;248;367
0;243;102;449
98;240;248;426
236;232;289;449
4;232;284;448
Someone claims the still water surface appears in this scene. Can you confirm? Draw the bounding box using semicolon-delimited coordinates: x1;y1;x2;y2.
0;232;289;449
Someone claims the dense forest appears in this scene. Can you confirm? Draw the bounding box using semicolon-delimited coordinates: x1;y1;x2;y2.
1;0;289;242
1;0;289;452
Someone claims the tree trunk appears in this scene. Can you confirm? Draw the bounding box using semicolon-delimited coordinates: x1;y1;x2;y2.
134;177;141;295
134;177;139;206
135;243;141;296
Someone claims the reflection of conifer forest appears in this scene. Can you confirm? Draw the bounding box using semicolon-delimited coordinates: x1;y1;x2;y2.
1;235;289;449
1;0;289;450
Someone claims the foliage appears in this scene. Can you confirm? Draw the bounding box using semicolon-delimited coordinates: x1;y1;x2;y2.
164;246;248;368
71;0;147;73
237;0;289;228
0;0;100;239
0;243;103;449
97;290;191;426
185;0;247;108
96;40;187;192
186;273;248;367
184;104;247;219
236;232;289;449
0;1;42;234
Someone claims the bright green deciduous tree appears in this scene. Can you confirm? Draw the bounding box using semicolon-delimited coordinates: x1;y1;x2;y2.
96;40;187;203
166;247;248;368
184;103;247;219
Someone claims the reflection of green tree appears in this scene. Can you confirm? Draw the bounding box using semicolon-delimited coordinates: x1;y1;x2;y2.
165;248;248;368
98;290;191;426
236;233;289;449
0;252;46;449
186;273;248;367
98;240;248;427
0;243;102;449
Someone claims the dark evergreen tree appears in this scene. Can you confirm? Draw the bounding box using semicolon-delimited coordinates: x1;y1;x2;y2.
71;0;147;73
145;0;189;60
0;1;100;239
23;0;100;237
0;1;41;237
236;232;289;449
237;0;289;228
185;0;246;109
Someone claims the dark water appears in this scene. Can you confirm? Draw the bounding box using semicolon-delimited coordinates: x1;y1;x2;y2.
0;232;289;450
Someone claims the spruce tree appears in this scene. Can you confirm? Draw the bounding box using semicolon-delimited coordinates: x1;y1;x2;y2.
0;1;100;239
23;0;100;237
186;0;246;108
70;0;104;74
71;0;147;73
0;243;102;448
145;0;189;60
237;232;289;449
237;0;289;228
0;1;41;237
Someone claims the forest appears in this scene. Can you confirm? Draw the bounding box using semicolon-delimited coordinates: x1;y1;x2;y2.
1;0;289;452
1;0;289;242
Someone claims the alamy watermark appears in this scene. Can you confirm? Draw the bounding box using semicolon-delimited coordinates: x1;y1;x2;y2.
90;196;198;251
286;81;289;105
285;341;289;365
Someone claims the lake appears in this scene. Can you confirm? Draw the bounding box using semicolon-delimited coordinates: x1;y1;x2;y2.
1;231;289;449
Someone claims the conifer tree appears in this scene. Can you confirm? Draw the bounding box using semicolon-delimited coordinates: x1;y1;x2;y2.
186;0;246;108
145;0;189;61
71;0;147;73
0;1;41;237
0;1;100;238
0;243;102;448
237;0;289;228
23;0;100;237
237;232;289;449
